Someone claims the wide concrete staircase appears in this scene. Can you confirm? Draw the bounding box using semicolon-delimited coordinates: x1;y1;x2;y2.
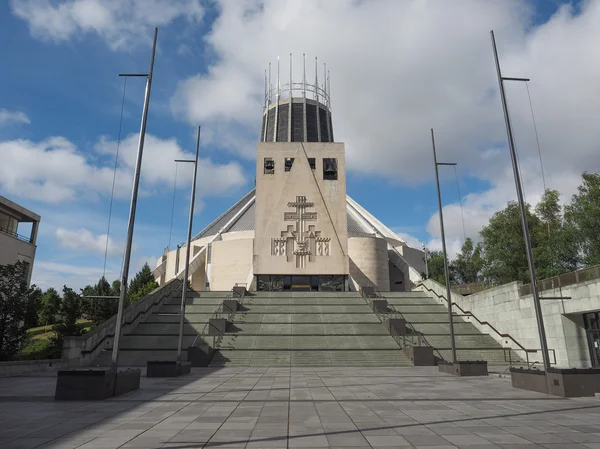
93;290;226;367
92;289;519;367
210;291;411;367
382;291;521;365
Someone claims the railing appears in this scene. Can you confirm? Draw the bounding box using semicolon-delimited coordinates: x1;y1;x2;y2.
64;279;183;363
190;287;247;351
360;287;445;362
417;281;555;369
0;225;31;243
519;264;600;296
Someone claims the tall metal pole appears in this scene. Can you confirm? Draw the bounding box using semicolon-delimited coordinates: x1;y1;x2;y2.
110;27;158;373
422;244;429;279
431;128;457;364
176;126;201;363
491;30;550;372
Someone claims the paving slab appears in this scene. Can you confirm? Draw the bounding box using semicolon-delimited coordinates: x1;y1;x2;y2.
0;367;599;448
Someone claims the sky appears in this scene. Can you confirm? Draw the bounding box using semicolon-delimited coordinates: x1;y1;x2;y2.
0;0;596;292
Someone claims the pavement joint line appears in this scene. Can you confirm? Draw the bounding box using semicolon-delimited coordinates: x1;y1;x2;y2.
187;369;257;448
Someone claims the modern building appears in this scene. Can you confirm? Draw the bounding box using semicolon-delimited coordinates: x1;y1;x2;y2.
154;58;426;292
0;195;40;285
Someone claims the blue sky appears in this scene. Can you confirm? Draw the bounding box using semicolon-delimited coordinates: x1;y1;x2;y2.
0;0;595;291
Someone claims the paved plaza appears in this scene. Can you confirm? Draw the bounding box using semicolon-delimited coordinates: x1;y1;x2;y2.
0;367;599;449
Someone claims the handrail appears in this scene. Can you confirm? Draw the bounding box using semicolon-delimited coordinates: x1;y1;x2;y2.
360;287;444;362
191;288;247;350
0;225;31;243
385;300;446;362
416;282;554;368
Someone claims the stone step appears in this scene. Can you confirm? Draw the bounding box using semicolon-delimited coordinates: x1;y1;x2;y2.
232;313;381;323
230;304;374;313
148;313;215;323
218;335;400;350
391;313;468;323
115;335;201;350
92;349;188;367
243;297;367;305
161;304;230;314
409;322;483;335
133;322;209;334
228;323;389;335
210;349;412;367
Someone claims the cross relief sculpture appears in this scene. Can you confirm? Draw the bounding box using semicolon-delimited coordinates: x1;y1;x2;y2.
271;195;331;268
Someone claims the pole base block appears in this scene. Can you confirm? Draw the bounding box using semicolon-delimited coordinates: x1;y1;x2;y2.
511;367;600;397
439;360;488;376
55;368;141;400
146;361;192;377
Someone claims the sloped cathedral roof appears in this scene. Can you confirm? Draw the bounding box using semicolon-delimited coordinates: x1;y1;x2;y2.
191;189;384;242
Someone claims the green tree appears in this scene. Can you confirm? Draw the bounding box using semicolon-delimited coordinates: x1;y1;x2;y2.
565;172;600;266
39;287;62;326
127;263;157;303
534;189;580;278
0;262;31;360
82;276;119;326
23;286;42;330
426;250;455;285
54;286;83;338
128;263;155;296
480;201;546;285
453;238;483;284
128;281;158;303
111;280;121;297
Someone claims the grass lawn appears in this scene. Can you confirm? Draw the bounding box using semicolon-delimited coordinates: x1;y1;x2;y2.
20;320;94;360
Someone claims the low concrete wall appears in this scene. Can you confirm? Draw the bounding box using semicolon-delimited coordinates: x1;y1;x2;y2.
415;276;599;368
0;358;76;377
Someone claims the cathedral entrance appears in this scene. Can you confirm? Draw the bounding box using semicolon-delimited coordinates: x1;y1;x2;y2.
256;275;346;292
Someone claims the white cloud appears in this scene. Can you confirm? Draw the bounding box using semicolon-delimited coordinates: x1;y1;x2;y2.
96;133;247;197
31;261;120;291
11;0;204;50
0;109;30;126
0;133;246;203
0;136;130;203
169;0;600;246
55;227;124;257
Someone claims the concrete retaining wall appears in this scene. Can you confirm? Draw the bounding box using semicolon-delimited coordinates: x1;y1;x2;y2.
415;277;599;368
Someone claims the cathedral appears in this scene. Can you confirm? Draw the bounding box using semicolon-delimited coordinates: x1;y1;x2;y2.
153;58;425;292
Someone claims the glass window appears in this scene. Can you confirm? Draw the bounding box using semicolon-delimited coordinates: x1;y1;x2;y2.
308;158;316;170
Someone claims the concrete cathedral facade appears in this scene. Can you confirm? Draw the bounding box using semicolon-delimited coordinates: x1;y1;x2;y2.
154;60;425;292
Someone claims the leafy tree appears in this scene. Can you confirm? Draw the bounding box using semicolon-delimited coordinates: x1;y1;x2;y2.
82;276;119;326
23;286;42;330
111;280;121;297
565;172;600;265
128;263;155;297
453;238;483;284
426;250;455;285
39;287;62;326
127;263;157;303
53;286;84;338
480;201;546;285
534;189;580;278
129;281;158;303
0;262;32;360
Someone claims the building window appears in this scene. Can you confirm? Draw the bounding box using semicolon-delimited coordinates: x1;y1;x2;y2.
264;157;275;174
285;158;294;172
308;158;316;170
323;158;338;180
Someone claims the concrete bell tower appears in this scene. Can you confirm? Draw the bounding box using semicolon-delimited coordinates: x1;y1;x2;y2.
253;55;349;291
